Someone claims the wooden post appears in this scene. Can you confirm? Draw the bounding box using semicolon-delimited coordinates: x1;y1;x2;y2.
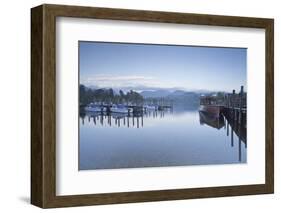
133;116;135;126
227;94;230;110
239;86;244;124
231;126;234;147
101;115;104;125
127;116;129;128
232;90;235;118
238;121;242;161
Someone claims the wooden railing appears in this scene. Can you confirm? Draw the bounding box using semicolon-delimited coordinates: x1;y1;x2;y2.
224;86;246;110
200;86;246;111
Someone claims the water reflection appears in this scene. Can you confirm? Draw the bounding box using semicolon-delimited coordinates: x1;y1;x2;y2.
199;111;225;129
80;109;170;128
199;111;247;162
79;108;247;170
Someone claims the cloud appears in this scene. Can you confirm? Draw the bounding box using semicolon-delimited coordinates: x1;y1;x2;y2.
81;74;163;89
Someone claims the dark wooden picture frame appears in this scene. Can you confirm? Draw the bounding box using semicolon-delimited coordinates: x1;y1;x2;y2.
31;4;274;208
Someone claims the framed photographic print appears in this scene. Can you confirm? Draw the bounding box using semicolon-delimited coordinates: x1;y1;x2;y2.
31;4;274;208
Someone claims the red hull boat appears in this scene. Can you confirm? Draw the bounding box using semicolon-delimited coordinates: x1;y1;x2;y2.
199;105;223;118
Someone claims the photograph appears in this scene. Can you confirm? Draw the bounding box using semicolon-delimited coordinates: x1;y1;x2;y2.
78;41;247;170
30;4;274;208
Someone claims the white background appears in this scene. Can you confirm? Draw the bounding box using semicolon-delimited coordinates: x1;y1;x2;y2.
0;0;279;212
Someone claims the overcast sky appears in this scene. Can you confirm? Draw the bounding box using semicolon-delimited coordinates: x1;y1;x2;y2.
79;41;246;93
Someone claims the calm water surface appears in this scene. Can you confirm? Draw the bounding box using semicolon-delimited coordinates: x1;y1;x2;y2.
79;109;246;170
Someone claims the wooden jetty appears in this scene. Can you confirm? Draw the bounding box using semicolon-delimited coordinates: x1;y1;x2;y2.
199;85;246;127
222;86;246;127
199;86;247;162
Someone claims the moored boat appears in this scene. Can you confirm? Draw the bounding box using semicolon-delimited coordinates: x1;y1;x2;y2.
110;104;131;114
84;106;102;112
199;94;224;118
143;105;157;111
84;103;105;112
198;105;223;118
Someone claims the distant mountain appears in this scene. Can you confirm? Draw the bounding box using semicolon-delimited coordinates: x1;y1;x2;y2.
168;91;200;106
140;89;198;98
139;89;200;108
87;85;99;90
168;90;186;97
140;90;172;98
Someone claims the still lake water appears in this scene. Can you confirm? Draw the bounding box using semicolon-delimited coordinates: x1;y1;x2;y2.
79;108;247;170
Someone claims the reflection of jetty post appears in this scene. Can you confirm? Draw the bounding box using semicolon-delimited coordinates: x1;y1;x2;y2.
220;86;247;147
239;128;242;162
226;120;229;136
133;117;135;126
231;124;234;147
81;107;172;129
221;86;247;161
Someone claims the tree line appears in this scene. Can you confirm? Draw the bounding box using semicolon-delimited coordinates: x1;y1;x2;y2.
79;85;144;105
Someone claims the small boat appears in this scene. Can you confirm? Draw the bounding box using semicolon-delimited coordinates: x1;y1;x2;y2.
143;105;157;111
84;106;103;112
198;105;223;118
110;104;131;114
199;94;224;118
84;103;104;112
